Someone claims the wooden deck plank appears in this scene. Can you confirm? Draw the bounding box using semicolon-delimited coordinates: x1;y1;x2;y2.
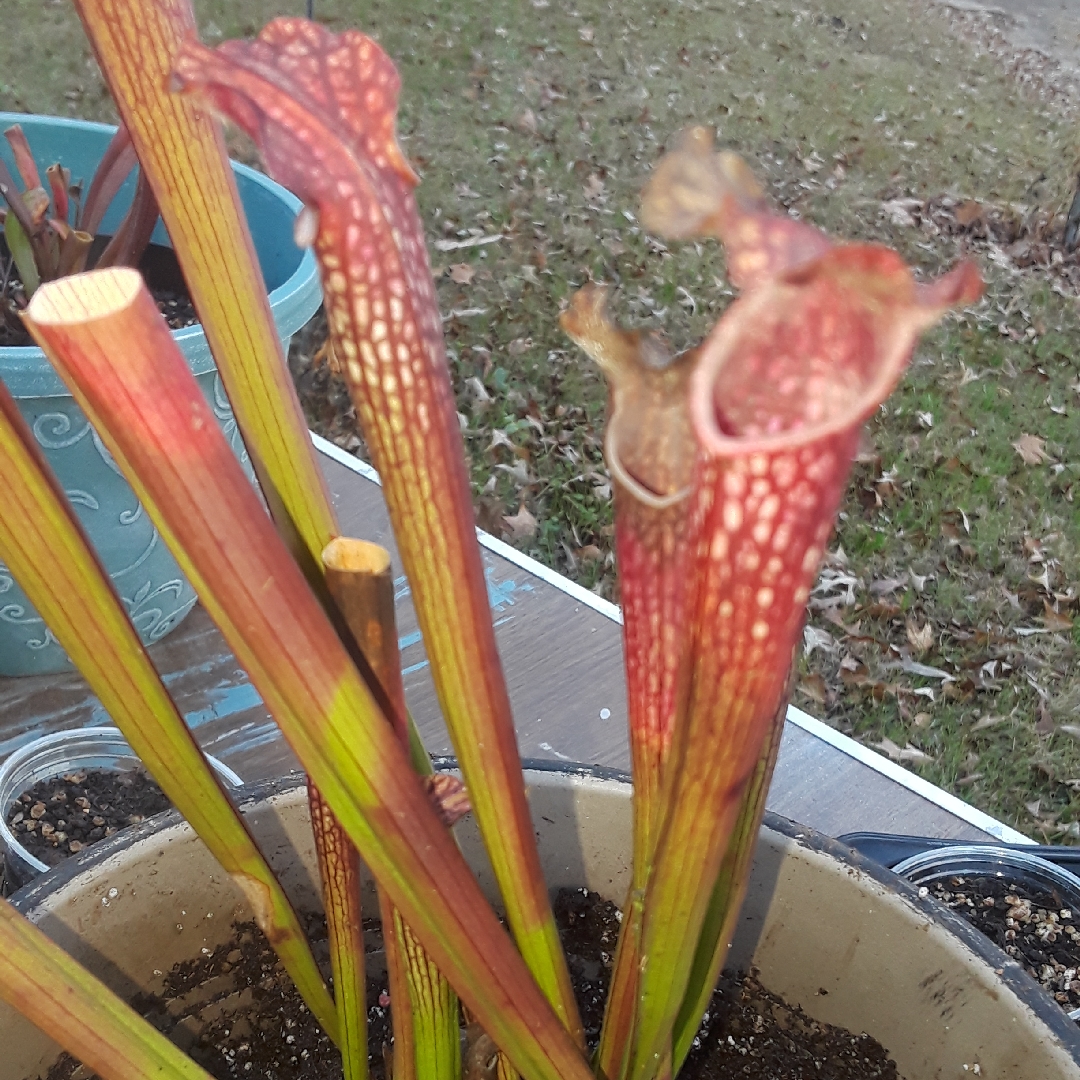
0;443;1014;846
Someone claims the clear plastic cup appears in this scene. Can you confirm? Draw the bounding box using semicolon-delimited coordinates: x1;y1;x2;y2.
0;726;243;889
893;844;1080;910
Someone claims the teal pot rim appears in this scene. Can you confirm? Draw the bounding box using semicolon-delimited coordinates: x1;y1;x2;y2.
0;112;321;399
10;757;1080;1064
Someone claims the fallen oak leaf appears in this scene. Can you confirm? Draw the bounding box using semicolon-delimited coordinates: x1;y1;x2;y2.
905;619;934;655
797;673;829;706
1012;433;1051;466
870;574;909;596
1036;698;1056;736
1041;600;1074;632
502;503;538;540
449;262;476;285
802;625;837;656
495;460;530;486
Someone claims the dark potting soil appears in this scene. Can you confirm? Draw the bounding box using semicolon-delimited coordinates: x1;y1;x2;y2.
0;240;197;348
37;889;897;1080
925;873;1080;1018
5;767;171;868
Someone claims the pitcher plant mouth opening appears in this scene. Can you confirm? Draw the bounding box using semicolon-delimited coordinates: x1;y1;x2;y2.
690;246;985;457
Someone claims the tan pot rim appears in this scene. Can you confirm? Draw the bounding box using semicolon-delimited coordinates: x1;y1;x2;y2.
11;759;1080;1066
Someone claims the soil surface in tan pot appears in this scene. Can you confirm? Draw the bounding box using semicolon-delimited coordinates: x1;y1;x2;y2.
35;888;898;1080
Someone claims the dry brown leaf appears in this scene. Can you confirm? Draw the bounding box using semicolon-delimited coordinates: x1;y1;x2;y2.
495;460;530;486
1012;433;1051;466
881;199;918;227
971;714;1007;732
869;575;908;596
583;173;606;200
798;673;829;706
502;504;538;541
1041;600;1074;632
905;619;934;655
449;263;476;285
1036;698;1056;736
802;625;837;656
872;737;933;765
954;200;985;226
515;109;538;135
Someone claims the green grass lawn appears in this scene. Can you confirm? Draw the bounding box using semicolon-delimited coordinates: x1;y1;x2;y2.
4;0;1078;839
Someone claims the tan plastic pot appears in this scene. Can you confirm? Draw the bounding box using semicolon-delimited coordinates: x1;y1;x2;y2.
2;763;1079;1079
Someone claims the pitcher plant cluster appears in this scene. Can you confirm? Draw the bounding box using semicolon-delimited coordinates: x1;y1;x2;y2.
0;118;160;338
0;6;981;1080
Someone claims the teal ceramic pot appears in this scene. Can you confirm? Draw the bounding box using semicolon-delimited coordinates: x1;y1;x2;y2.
0;113;322;676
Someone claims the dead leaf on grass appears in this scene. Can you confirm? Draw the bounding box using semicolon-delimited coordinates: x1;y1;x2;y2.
583;173;606;200
971;714;1008;732
495;461;531;486
1012;433;1051;465
873;737;933;765
954;200;985;227
465;376;492;404
798;673;829;706
502;504;538;541
1041;600;1074;632
905;619;934;655
1035;698;1056;736
869;575;908;597
515;109;538;135
449;263;476;285
802;625;837;657
880;198;920;227
892;658;954;681
909;572;932;593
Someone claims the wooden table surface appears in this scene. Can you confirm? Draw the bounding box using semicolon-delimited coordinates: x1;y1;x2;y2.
0;436;1030;847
